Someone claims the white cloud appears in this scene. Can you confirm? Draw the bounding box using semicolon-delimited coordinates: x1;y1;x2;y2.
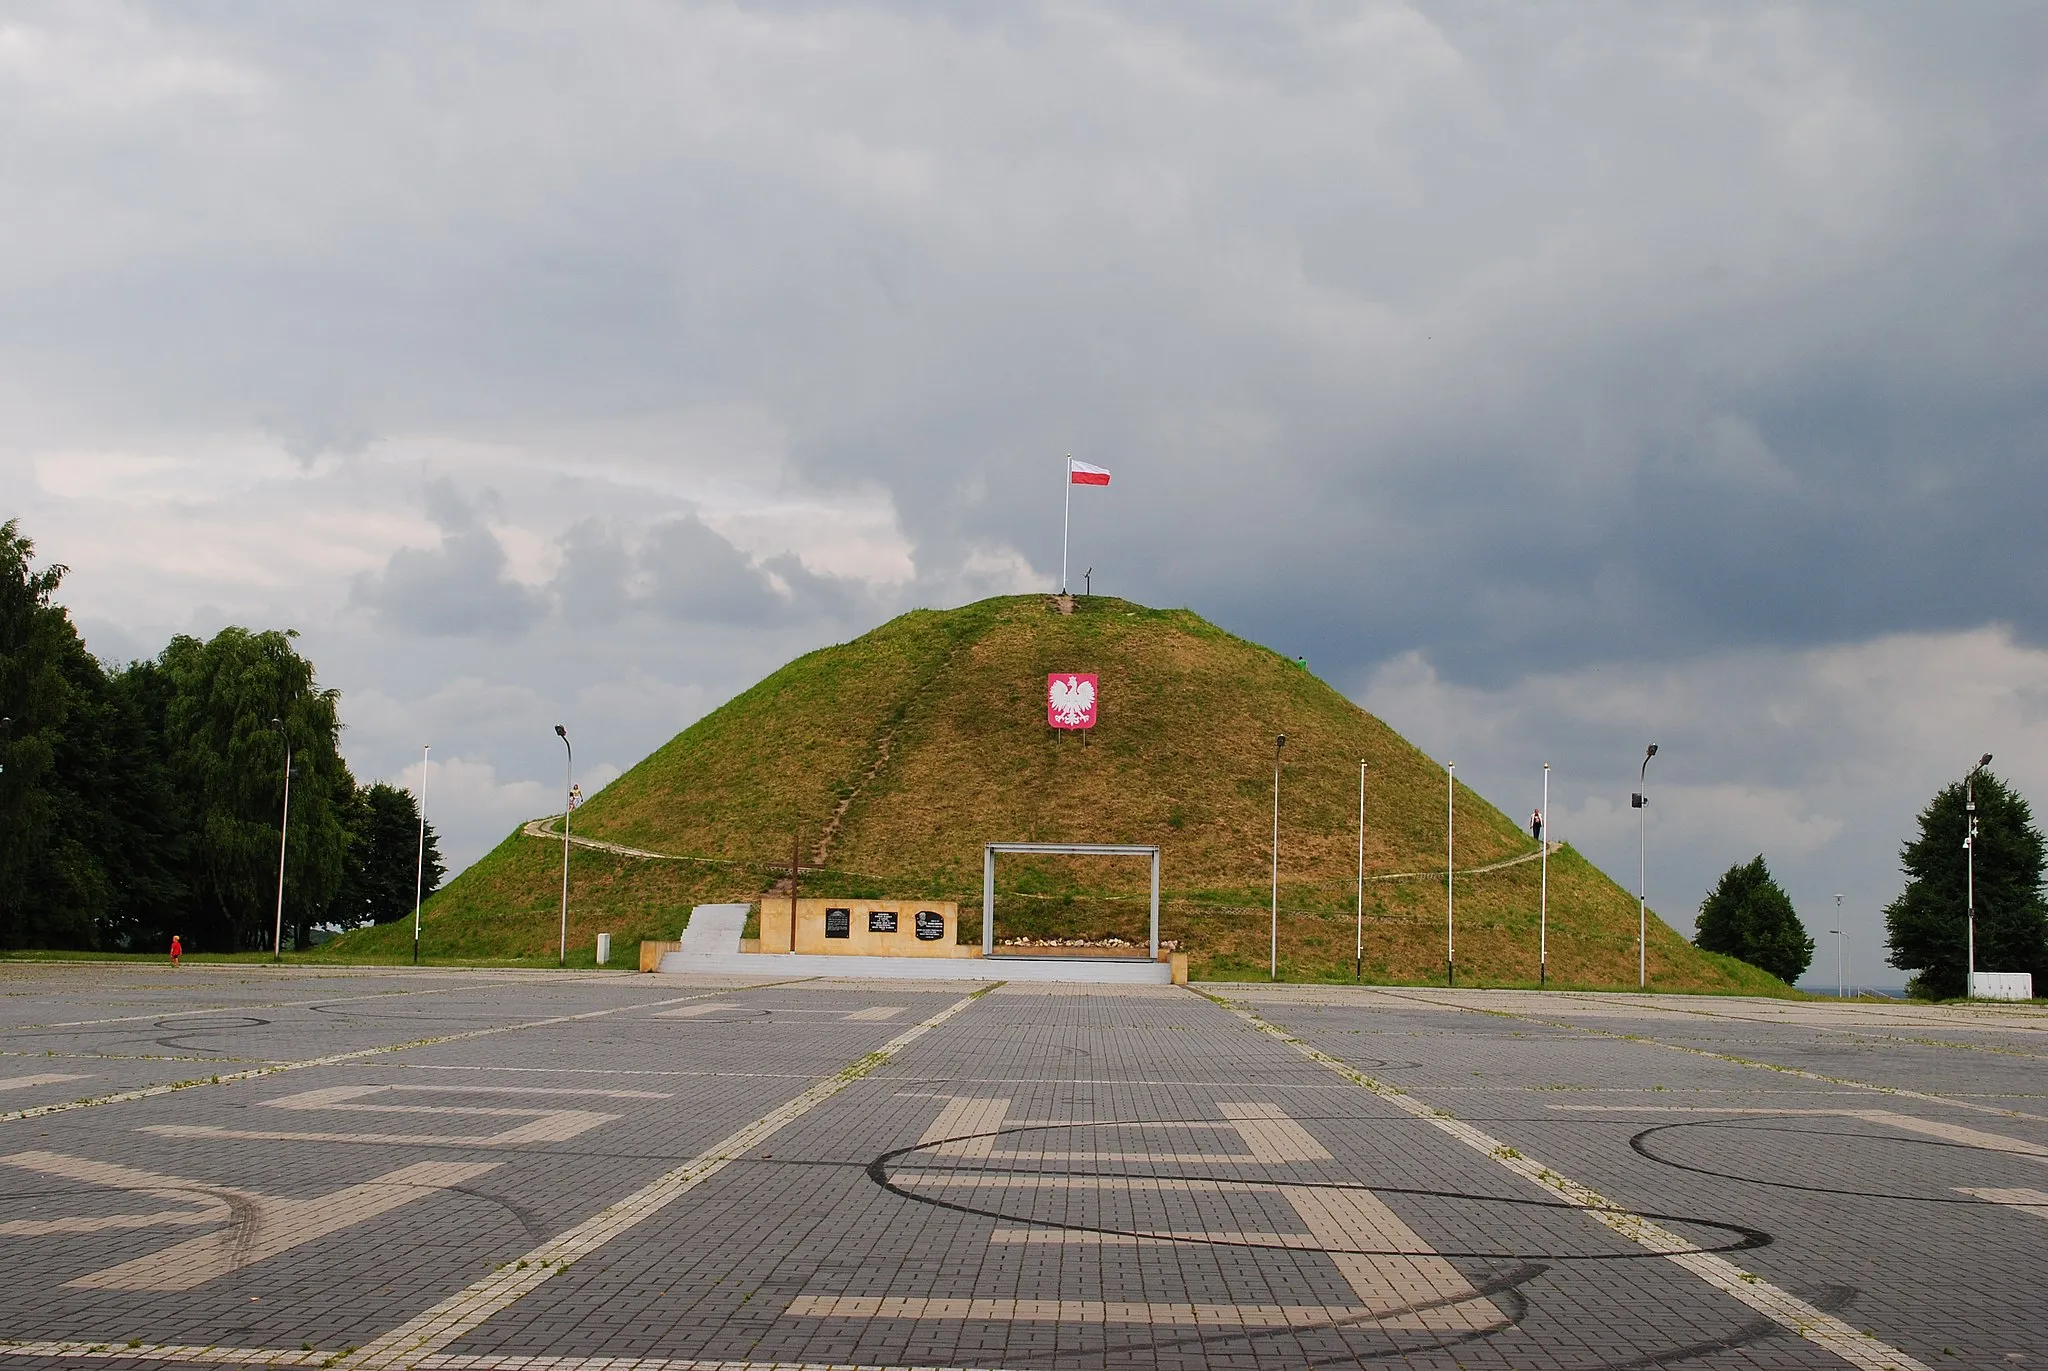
1362;626;2048;982
3;2;2047;951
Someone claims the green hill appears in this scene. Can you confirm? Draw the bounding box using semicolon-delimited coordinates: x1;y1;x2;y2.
327;595;1792;992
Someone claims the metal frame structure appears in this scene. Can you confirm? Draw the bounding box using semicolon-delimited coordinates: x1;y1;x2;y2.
982;842;1161;961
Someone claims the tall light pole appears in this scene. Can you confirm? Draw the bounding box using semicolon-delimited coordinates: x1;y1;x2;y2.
1633;743;1658;989
1446;761;1456;988
1356;760;1367;983
1270;734;1285;980
1539;763;1550;990
556;724;572;968
413;744;430;966
1830;895;1845;999
1966;753;1992;997
270;717;293;962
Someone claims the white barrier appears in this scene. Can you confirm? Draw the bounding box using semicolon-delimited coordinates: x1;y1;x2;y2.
1969;971;2034;1001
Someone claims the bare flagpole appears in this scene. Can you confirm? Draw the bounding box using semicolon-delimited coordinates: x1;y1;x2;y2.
414;743;429;966
1061;455;1072;593
1356;761;1367;982
1539;763;1549;989
1446;762;1455;987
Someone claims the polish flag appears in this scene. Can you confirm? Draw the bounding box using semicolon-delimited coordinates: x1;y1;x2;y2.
1069;459;1111;486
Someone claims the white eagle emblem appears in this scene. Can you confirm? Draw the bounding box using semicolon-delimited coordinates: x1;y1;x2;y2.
1048;675;1096;728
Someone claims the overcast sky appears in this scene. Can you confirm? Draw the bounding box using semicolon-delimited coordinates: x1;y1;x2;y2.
7;3;2046;986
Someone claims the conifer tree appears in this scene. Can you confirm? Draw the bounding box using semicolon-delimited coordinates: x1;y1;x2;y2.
1886;771;2048;999
1694;855;1813;984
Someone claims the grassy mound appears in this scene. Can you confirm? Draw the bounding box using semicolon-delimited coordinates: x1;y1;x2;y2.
326;595;1793;993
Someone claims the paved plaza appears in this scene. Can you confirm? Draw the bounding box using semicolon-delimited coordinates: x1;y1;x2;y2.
0;964;2043;1369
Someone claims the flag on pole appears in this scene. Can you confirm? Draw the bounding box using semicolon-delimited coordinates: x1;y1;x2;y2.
1061;455;1111;593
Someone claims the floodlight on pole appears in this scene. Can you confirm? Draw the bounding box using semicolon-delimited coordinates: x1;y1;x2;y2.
1634;743;1658;989
270;717;292;962
1356;761;1367;983
557;724;572;968
1270;734;1285;980
1446;761;1456;988
1539;764;1550;989
1966;753;1991;997
413;744;429;966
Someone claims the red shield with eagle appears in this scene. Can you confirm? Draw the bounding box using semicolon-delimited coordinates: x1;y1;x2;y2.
1047;673;1098;730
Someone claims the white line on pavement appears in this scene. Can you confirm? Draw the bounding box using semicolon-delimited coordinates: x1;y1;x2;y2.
333;984;996;1371
0;980;811;1126
1548;1104;2048;1162
0;1344;1008;1371
1368;987;2048;1123
3;979;513;1032
1211;992;1932;1371
0;1151;499;1290
1958;1186;2048;1220
783;1295;1482;1330
0;1073;86;1092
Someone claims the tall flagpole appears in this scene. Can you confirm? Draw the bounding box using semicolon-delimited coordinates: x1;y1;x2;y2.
1061;455;1072;593
413;743;428;966
1446;762;1455;987
1356;761;1366;983
1539;763;1549;989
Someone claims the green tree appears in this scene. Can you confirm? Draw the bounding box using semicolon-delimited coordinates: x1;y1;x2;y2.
160;627;356;952
336;782;444;927
1886;771;2048;999
0;521;198;951
1694;855;1814;984
0;520;108;947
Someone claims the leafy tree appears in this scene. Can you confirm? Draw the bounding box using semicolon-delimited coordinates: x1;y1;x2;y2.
0;521;200;951
93;660;196;950
336;782;444;927
160;627;355;952
1886;771;2048;999
0;519;108;947
1694;855;1814;983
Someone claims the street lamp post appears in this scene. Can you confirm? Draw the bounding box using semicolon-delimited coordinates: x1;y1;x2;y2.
1539;764;1550;989
557;725;572;968
1633;743;1658;989
414;744;430;966
1966;753;1992;997
1832;894;1843;999
1270;734;1285;980
1446;761;1456;988
270;717;293;962
1356;760;1367;983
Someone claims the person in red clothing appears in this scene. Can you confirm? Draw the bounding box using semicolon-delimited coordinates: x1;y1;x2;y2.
169;935;182;968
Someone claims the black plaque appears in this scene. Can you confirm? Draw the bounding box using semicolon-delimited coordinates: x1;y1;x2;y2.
915;910;946;941
868;909;898;934
824;907;851;939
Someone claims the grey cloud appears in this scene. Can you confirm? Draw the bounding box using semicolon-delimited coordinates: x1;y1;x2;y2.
551;518;633;626
12;3;2048;913
549;512;871;629
351;481;546;637
637;515;787;626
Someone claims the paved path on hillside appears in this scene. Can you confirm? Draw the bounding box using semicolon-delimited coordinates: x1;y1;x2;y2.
521;816;771;869
3;963;2042;1368
520;814;1560;885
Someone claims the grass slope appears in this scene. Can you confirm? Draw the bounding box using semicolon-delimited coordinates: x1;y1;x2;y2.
327;595;1793;993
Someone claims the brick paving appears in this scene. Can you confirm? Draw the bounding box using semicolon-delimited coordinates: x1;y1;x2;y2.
0;964;2039;1368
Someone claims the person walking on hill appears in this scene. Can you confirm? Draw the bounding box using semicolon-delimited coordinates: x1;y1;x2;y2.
1530;810;1543;842
169;935;182;969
